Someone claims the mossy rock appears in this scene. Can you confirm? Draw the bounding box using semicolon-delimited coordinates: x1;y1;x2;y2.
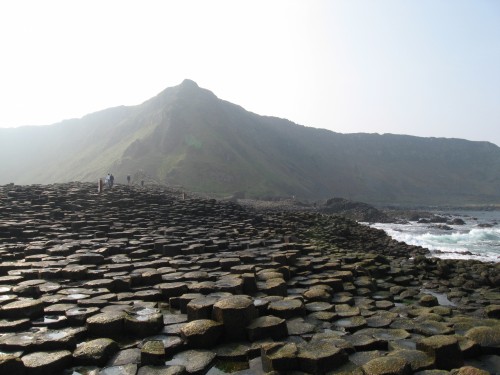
22;350;72;375
465;326;500;354
361;356;411;375
297;340;347;373
73;338;119;366
387;349;435;372
417;335;464;370
180;319;223;348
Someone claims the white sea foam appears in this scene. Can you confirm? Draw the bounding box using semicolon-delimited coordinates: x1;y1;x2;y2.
370;213;500;262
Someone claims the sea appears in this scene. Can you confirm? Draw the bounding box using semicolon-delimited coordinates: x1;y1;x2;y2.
369;210;500;263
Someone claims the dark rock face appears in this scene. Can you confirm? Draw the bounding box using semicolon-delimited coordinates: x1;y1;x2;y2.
0;353;24;374
0;182;498;374
319;197;391;223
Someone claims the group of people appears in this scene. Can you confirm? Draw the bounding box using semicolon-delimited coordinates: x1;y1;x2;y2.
98;173;143;193
104;174;135;187
104;173;115;188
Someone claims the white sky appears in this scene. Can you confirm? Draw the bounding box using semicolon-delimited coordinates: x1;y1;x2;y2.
1;0;499;145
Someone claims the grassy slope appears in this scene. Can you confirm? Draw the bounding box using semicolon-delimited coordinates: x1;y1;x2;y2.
1;80;500;205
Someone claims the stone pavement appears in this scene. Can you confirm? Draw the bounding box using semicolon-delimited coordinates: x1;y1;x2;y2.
0;183;498;374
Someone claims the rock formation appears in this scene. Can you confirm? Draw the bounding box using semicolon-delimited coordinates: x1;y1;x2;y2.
0;182;498;374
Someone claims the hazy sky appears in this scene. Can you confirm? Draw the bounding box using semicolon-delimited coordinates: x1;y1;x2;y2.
1;0;499;145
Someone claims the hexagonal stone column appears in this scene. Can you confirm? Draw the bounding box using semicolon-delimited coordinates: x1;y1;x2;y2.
387;349;435;373
157;282;189;301
297;340;348;373
141;340;165;366
166;349;216;374
361;356;412;375
261;342;298;373
212;295;258;341
267;298;305;319
21;350;72;375
465;326;500;355
187;296;219;321
72;338;119;366
416;335;464;370
1;299;44;319
124;307;163;337
246;315;288;341
258;278;287;297
86;311;125;337
180;319;223;348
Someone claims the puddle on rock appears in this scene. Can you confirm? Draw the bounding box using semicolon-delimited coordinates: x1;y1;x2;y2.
135;307;158;315
420;289;456;307
43;330;69;340
66;293;90;300
63;366;100;375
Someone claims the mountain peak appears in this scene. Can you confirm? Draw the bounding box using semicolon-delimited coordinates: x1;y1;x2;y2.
175;79;217;102
180;79;199;88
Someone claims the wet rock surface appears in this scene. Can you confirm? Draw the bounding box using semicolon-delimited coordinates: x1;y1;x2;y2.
0;182;498;374
72;337;119;366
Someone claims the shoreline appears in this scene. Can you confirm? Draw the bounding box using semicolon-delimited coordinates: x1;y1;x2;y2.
371;213;500;264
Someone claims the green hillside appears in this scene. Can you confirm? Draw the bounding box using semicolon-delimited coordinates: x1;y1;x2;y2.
1;79;500;206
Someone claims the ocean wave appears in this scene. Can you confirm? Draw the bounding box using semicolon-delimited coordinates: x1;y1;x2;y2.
420;228;500;245
373;224;500;262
